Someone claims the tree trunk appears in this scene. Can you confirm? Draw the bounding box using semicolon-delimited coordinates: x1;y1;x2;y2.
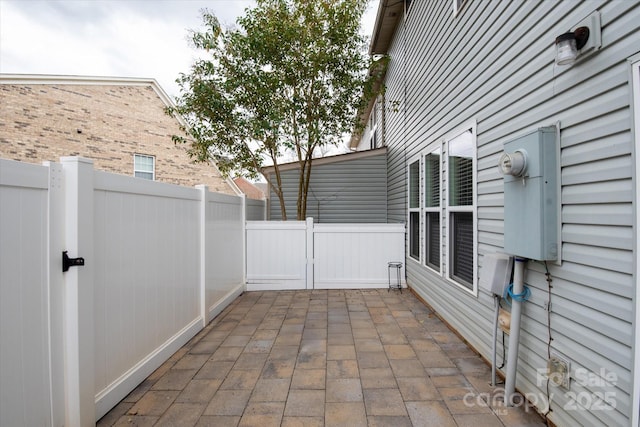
261;164;287;221
301;154;313;220
296;159;306;220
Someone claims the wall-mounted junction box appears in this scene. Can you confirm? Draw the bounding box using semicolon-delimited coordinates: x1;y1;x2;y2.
501;127;559;261
479;253;513;296
498;308;511;334
547;352;571;390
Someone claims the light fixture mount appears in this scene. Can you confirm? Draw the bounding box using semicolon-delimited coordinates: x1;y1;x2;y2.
573;26;590;50
554;11;601;66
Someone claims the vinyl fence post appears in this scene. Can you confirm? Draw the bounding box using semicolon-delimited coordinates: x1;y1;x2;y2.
60;157;95;426
197;185;208;326
44;161;66;426
306;217;314;289
241;193;247;290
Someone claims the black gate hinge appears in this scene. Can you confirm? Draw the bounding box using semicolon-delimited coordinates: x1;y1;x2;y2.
62;251;85;272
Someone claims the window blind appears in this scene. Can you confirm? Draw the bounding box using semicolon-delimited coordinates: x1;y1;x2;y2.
426;212;440;271
451;212;473;287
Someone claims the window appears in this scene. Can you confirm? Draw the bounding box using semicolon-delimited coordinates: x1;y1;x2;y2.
424;149;440;271
410;123;476;294
408;159;420;261
369;105;378;149
134;154;155;180
446;129;475;289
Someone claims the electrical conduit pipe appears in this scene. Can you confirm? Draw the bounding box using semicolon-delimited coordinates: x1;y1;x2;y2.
504;257;527;405
491;295;500;387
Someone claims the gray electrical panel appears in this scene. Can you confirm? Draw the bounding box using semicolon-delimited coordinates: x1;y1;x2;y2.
501;127;559;261
479;253;513;296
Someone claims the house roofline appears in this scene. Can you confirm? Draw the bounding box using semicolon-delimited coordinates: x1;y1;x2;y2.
233;176;266;200
261;146;387;175
0;73;243;196
0;73;176;107
0;73;159;86
348;87;382;150
350;0;404;150
369;0;405;55
225;174;244;196
348;58;388;150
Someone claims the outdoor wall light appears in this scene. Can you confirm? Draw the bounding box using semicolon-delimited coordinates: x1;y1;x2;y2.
554;11;602;66
555;27;589;65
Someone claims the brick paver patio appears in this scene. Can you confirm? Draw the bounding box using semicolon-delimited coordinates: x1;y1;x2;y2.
98;289;546;426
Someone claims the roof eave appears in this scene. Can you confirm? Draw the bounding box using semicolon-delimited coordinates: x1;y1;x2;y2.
368;0;405;55
261;146;387;175
348;65;388;150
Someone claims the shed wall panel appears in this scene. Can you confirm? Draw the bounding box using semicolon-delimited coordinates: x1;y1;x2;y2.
268;151;387;222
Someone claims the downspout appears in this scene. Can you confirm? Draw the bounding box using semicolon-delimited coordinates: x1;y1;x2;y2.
402;0;408;226
504;257;528;405
381;92;386;147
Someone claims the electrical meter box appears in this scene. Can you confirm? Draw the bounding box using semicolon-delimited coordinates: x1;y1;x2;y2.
479;253;513;296
501;127;559;261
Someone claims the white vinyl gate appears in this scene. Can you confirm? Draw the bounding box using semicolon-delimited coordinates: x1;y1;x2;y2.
246;218;406;291
246;220;310;290
1;157;254;425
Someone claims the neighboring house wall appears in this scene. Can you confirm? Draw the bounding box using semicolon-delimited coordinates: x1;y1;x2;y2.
233;177;266;200
267;148;387;223
233;177;267;220
377;1;638;426
0;76;235;194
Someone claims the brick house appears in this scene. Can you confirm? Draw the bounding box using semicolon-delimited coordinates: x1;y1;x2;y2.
0;74;236;194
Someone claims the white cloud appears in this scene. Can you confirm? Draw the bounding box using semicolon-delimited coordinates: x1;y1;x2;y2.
0;0;379;97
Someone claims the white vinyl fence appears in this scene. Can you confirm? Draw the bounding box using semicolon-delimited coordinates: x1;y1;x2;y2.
0;157;261;426
1;156;404;426
0;160;63;427
314;223;406;289
246;221;309;290
246;218;406;291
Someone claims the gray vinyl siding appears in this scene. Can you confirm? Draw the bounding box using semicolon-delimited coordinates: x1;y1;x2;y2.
382;1;638;426
268;151;387;223
384;21;408;224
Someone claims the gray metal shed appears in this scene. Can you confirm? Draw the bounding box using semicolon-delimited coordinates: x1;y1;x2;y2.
264;147;387;223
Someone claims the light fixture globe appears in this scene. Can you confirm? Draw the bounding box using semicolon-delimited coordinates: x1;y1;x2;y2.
555;32;577;65
555;26;590;66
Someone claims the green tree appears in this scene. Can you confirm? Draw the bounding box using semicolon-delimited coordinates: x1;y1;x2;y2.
170;0;373;220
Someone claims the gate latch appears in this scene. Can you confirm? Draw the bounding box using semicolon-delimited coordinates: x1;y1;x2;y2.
62;251;85;272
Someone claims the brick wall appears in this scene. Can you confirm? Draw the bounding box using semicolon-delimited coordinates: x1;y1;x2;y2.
0;82;235;194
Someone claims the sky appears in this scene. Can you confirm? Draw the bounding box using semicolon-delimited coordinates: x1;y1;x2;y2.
0;0;380;98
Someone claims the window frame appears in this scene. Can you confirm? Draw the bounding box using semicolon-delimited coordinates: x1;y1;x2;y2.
134;153;155;180
443;123;477;295
407;156;422;263
407;121;477;295
630;53;640;427
423;145;442;273
369;100;379;149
